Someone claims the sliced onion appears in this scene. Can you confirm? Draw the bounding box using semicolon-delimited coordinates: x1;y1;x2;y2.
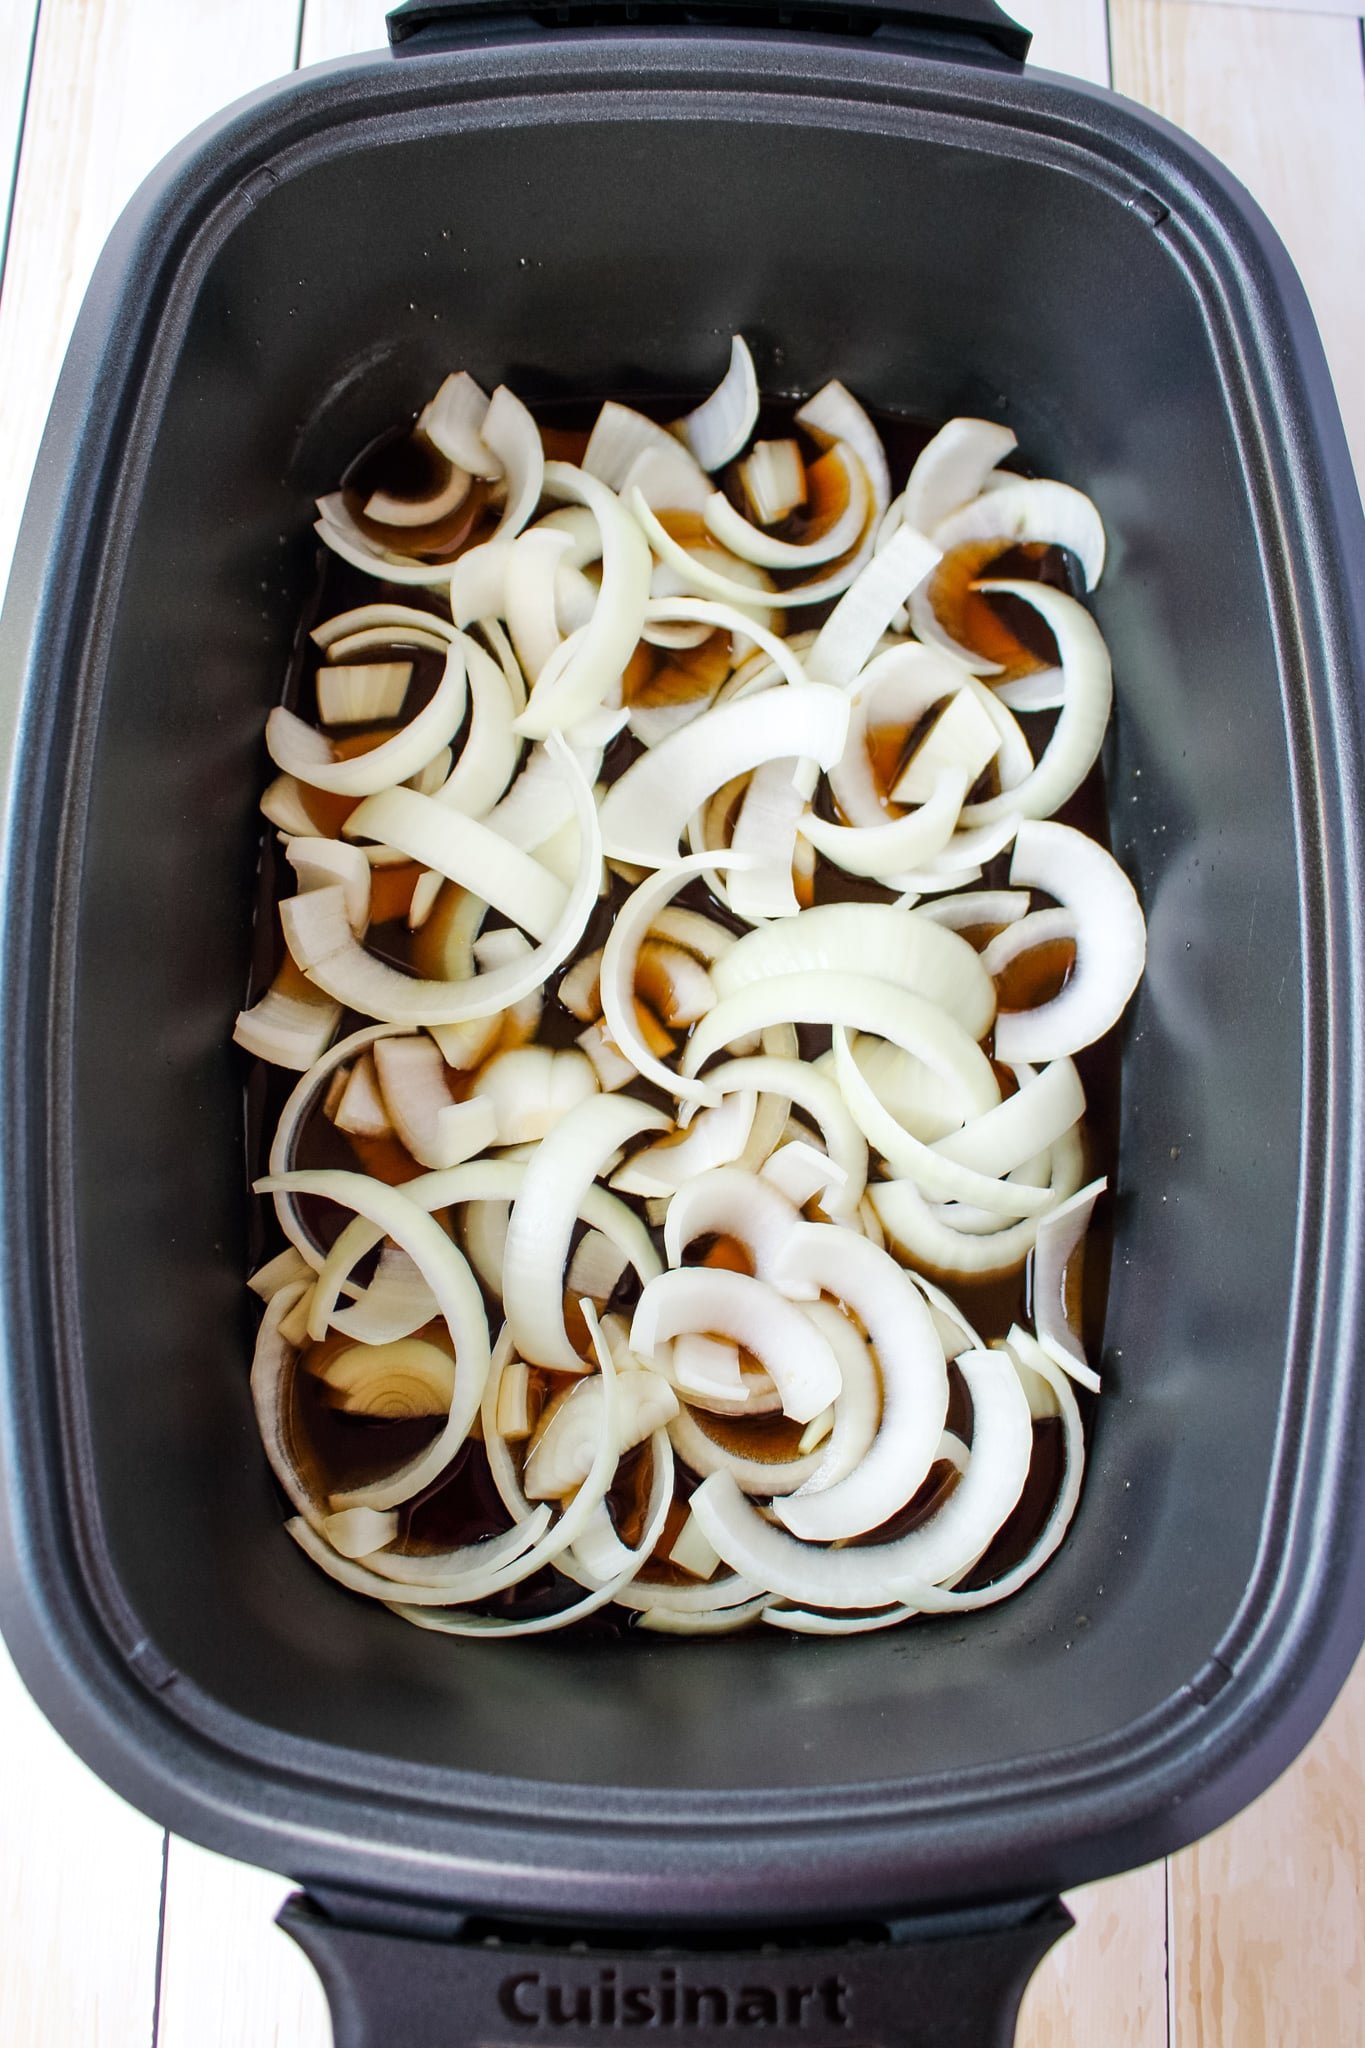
600;854;752;1105
524;1369;678;1499
934;1058;1085;1178
631;1267;841;1425
329;1247;438;1345
250;1282;332;1527
233;973;340;1072
725;756;809;921
598;685;848;867
872;1125;1085;1278
312;1336;455;1417
483;385;544;542
683;972;1000;1124
932;478;1106;590
993;823;1146;1061
463;1197;510;1297
266;638;467;796
316;662;412;726
471;1046;598;1145
261;774;318;838
677;335;758;471
739;438;806;525
663;1164;803;1287
368;1035;496;1170
419;372;501;478
322;1506;399;1559
804;527;942;687
803;764;968;880
892;687;1003;806
504;527;574;682
586;401;690;488
711;901;995;1041
515;463;652;739
671;1333;744;1403
631;492;886;613
248;1247;312;1301
1030;1180;1106;1390
502;1095;669;1369
768;1226;947;1540
960;584;1112;827
703;442;869;569
900;418;1018;535
314;495;454;589
915;888;1030;932
611;1092;756;1198
680;1056;867;1219
762;1140;845;1209
345;786;566;942
267;1024;407;1264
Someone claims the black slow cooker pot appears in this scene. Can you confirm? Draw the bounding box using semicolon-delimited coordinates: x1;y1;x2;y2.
3;2;1365;2042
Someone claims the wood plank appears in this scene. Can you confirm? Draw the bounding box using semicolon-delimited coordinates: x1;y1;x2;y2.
299;0;389;66
1021;0;1112;86
0;0;301;595
156;1842;332;2048
1017;1865;1169;2048
0;0;40;273
0;1642;165;2048
1109;0;1365;482
1169;1649;1365;2045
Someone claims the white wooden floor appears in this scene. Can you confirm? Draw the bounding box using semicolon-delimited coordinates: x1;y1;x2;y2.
0;1;1361;2041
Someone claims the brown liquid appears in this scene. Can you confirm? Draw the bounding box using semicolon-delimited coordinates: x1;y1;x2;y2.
244;390;1121;1631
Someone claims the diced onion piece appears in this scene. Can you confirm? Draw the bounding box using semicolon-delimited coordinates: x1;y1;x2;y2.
233;972;340;1072
463;1198;510;1298
558;946;603;1022
252;1168;490;1511
585;402;688;489
631;1267;841;1425
724;756;809;921
266;638;467;796
249;1247;312;1300
960;584;1113;827
483;385;544;542
316;662;412;727
419;372;502;478
285;836;372;934
312;1336;456;1418
1030;1179;1106;1390
495;1359;534;1440
515;463;652;739
684;972;1000;1124
567;1228;630;1303
621;444;714;516
892;688;1002;806
321;1506;398;1559
524;1367;678;1499
768;1225;948;1540
471;1046;598;1144
761;1140;845;1209
677;336;759;471
329;1050;390;1139
502;1095;669;1369
577;1019;636;1091
597;685;848;866
900;418;1018;536
740;439;806;525
993;823;1146;1061
370;1035;496;1170
691;1343;1030;1608
345;786;567;942
804;527;941;687
932;478;1106;590
611;1092;756;1197
703;442;868;569
672;1333;744;1401
261;774;318;838
669;1513;722;1581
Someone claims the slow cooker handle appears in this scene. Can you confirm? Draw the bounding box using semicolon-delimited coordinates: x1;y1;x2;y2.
386;0;1032;63
280;1890;1071;2048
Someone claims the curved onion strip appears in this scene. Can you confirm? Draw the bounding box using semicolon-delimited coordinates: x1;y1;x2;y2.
612;1094;757;1199
249;1246;311;1300
515;463;652;740
720;756;807;922
677;336;759;471
690;1344;1031;1608
1030;1181;1106;1390
505;527;574;683
993;823;1146;1062
996;666;1066;713
313;603;458;653
780;1297;883;1500
476;616;528;714
433;639;520;818
639;1598;771;1635
631;491;888;613
597;686;848;867
797;381;891;529
667;1402;823;1498
600;854;753;1106
827;643;970;829
982;909;1076;991
663;1165;803;1286
328;1247;438;1345
682;1056;867;1218
831;1028;1052;1217
960;585;1112;827
889;812;1022;893
366;460;469;530
711;902;995;1042
683;973;1000;1124
483;386;544;542
524;1370;678;1500
622;444;714;518
915;888;1030;931
631;1267;842;1425
934;1059;1085;1178
803;765;967;880
760;1602;915;1636
932;478;1106;590
450;539;512;627
887;1330;1084;1611
586;401;692;489
502;1096;669;1369
282;736;600;1026
266;638;468;797
762;1139;846;1208
267;1023;408;1265
463;1196;510;1297
768;1226;947;1540
345;787;566;942
369;1037;498;1174
253;1169;491;1512
805;527;942;687
250;1282;333;1526
484;733;602;852
872;1125;1085;1278
233;975;340;1073
314;495;455;588
420;372;500;478
915;1274;985;1360
900;417;1018;536
703;442;869;569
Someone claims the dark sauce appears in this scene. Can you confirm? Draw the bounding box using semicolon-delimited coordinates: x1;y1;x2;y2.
244;389;1121;1633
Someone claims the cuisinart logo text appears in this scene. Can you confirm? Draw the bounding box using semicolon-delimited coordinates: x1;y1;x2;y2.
498;1969;852;2030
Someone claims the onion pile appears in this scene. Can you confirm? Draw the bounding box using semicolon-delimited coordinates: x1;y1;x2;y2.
238;340;1145;1637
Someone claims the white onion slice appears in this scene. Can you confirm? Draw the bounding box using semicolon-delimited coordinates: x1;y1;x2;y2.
691;1344;1030;1608
233;974;340;1072
502;1095;669;1369
915;889;1030;931
314;495;454;588
419;372;501;478
960;584;1112;827
739;438;805;525
711;901;995;1041
515;463;652;739
432;637;520;818
598;686;848;867
872;1126;1084;1278
630;493;884;613
622;444;714;516
934;1059;1085;1178
345;786;567;942
677;336;759;471
371;1035;498;1170
667;1402;822;1498
611;1093;756;1198
662;1164;803;1288
762;1141;844;1209
261;775;318;838
253;1169;490;1512
328;1247;437;1346
631;1267;841;1425
932;478;1107;591
682;1056;867;1219
1030;1180;1106;1390
804;527;942;687
683;973;1000;1124
250;1282;332;1527
266;638;467;796
803;764;968;880
267;1023;406;1263
703;442;868;569
524;1369;678;1499
900;418;1018;535
316;662;412;726
600;853;752;1106
767;1225;947;1540
993;823;1146;1061
483;386;544;542
248;1247;311;1301
471;1046;599;1145
504;527;574;683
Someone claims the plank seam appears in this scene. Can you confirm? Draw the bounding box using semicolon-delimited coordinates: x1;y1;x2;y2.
0;0;42;303
150;1831;171;2048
